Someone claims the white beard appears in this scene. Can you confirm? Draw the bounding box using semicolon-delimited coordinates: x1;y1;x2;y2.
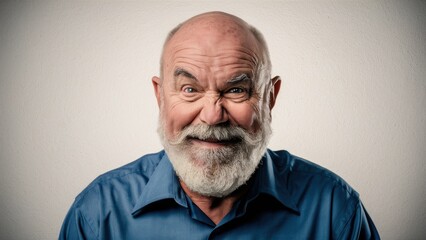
158;114;272;197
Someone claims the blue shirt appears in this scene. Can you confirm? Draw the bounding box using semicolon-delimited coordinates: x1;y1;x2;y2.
59;149;380;239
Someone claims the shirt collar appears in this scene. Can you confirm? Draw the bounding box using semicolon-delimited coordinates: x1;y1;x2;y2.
252;149;300;214
131;153;187;216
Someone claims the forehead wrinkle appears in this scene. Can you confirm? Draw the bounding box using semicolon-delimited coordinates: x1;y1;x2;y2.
169;37;260;60
169;48;210;67
213;55;257;70
212;47;260;72
223;45;260;60
172;60;207;79
172;53;256;78
166;43;261;85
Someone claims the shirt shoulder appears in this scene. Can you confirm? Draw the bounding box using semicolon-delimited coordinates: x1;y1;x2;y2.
72;150;165;213
268;150;366;239
60;151;166;239
269;149;359;199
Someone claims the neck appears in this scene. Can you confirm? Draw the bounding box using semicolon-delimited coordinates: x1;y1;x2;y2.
180;181;247;225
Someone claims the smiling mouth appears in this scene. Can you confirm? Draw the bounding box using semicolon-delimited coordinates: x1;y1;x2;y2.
187;136;242;146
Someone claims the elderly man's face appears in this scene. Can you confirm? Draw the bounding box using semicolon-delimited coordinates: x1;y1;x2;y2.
152;14;278;197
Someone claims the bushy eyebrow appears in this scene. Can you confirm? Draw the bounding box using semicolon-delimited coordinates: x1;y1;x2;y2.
227;74;251;84
173;69;251;88
174;68;197;81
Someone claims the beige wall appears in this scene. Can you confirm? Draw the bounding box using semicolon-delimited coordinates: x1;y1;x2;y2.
1;1;425;239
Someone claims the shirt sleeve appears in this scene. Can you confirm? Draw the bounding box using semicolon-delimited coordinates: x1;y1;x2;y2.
59;202;98;240
337;202;380;240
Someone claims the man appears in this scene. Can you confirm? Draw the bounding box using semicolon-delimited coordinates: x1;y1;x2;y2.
60;12;380;239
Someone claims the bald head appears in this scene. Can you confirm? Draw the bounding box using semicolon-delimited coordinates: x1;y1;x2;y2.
160;12;271;81
168;12;254;43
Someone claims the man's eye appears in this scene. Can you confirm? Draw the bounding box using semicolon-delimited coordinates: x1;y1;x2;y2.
223;87;249;101
228;88;245;94
183;87;196;93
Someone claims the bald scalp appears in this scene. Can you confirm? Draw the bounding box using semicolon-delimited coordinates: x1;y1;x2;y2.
159;12;271;82
175;12;251;40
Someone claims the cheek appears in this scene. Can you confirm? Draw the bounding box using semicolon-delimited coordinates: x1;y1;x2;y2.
226;101;260;132
161;97;203;137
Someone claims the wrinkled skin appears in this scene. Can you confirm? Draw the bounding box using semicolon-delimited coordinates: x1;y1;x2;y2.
153;13;278;153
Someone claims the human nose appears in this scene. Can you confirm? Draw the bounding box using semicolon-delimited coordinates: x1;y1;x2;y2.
199;95;228;125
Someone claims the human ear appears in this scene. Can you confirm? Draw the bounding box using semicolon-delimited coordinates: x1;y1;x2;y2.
269;76;281;110
152;76;162;107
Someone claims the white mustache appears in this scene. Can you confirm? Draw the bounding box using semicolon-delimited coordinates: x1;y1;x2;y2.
169;124;263;146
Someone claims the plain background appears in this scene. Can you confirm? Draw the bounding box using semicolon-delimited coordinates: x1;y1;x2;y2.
1;1;425;239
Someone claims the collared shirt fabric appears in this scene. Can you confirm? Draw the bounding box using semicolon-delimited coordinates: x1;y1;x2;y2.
59;149;380;239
